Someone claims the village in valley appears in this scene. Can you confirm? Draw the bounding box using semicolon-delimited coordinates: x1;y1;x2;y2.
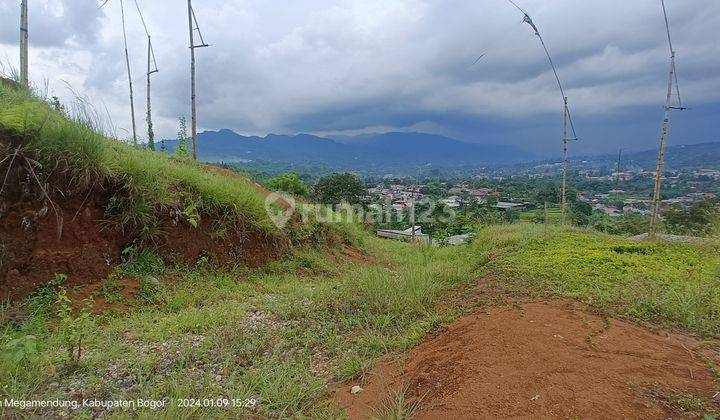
361;159;719;242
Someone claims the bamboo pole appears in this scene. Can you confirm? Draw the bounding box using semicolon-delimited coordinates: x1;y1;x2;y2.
120;0;138;147
561;96;568;226
649;0;684;238
146;35;156;151
188;0;198;160
19;0;28;87
410;188;416;243
649;54;676;237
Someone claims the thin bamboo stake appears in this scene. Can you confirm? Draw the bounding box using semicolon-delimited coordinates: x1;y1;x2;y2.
19;0;28;87
133;0;157;151
146;35;157;151
119;0;138;147
187;0;209;161
561;97;568;225
188;0;197;160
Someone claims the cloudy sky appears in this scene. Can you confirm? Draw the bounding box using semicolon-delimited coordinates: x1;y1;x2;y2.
1;0;718;157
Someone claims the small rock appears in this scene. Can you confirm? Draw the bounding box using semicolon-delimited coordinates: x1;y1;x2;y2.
350;385;364;395
144;276;160;286
531;394;540;401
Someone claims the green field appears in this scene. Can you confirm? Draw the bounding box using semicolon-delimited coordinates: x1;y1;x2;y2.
518;207;563;224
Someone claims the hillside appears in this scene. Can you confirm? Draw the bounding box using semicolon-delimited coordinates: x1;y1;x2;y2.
583;142;720;171
160;130;534;167
0;82;357;301
2;219;719;418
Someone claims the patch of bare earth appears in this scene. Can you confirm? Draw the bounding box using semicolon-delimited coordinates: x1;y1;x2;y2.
336;300;720;419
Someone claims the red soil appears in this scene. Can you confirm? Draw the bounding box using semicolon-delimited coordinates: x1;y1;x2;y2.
160;218;287;268
0;192;122;301
67;276;142;314
336;300;720;419
326;244;370;265
0;162;289;302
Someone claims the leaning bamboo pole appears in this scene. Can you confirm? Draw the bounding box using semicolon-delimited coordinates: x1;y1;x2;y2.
507;1;578;225
648;52;677;237
649;0;686;238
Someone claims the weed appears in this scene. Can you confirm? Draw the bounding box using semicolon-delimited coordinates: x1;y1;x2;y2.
98;275;125;303
24;273;66;315
0;335;38;363
56;290;94;364
373;385;428;420
136;276;161;304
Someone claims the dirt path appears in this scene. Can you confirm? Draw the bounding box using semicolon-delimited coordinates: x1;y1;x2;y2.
335;300;720;419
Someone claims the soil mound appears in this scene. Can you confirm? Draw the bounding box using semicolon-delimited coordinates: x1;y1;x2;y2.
337;300;720;419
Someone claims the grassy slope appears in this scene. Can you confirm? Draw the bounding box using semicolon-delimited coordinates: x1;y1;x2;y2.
0;84;277;237
473;224;720;336
1;240;471;418
2;223;719;417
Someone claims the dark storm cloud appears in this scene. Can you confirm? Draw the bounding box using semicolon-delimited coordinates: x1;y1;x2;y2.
0;0;718;154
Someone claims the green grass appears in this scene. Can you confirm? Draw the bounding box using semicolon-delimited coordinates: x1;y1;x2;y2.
470;223;720;336
0;239;473;418
0;83;279;239
518;207;563;224
2;222;719;417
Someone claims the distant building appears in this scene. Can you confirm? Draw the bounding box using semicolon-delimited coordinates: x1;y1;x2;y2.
377;226;430;244
592;204;622;217
696;169;720;179
611;172;633;181
442;196;462;208
495;202;529;211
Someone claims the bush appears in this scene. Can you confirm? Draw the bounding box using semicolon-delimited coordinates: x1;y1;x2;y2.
664;199;719;237
266;173;309;197
313;173;365;205
174;117;191;158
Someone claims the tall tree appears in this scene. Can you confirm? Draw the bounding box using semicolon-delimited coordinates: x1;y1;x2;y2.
313;173;366;205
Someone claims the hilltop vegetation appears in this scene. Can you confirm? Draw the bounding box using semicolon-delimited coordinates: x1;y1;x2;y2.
2;222;719;417
0;83;279;240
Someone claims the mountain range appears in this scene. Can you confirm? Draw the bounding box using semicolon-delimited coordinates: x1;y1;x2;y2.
160;130;535;167
572;142;720;172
